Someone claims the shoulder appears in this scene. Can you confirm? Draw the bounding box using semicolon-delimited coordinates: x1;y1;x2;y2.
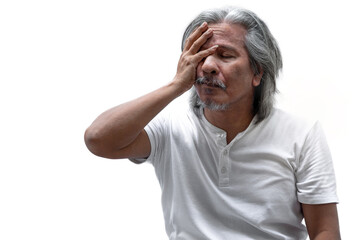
253;108;320;143
267;108;317;131
147;104;200;135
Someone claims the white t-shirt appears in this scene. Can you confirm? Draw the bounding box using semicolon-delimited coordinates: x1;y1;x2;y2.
136;107;338;240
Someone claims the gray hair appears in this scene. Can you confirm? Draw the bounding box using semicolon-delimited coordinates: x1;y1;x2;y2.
183;7;282;123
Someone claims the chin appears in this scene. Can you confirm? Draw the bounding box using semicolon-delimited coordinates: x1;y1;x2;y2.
190;87;229;112
201;99;229;111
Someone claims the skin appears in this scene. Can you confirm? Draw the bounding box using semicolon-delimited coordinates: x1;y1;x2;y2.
195;23;262;143
84;22;341;239
303;203;341;240
84;22;216;159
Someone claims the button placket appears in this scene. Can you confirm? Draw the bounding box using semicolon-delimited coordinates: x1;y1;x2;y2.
216;132;227;147
219;147;230;187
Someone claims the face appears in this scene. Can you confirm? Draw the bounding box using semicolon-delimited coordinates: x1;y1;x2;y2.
195;23;262;111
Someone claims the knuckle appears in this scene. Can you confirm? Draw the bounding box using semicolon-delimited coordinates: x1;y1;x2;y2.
183;56;197;67
183;57;192;65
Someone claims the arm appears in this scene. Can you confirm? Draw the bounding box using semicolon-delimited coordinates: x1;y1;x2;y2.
84;22;218;159
302;203;341;240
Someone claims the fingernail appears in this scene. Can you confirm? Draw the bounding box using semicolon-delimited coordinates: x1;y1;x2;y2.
202;22;207;27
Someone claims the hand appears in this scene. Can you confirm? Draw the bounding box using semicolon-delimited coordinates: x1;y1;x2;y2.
173;22;218;92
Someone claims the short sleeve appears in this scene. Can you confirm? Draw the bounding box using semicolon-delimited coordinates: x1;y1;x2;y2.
296;121;339;204
129;112;169;165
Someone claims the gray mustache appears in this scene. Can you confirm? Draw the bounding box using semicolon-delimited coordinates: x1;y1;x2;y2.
195;77;227;90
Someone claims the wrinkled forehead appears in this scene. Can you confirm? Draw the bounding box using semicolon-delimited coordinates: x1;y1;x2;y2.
205;22;247;47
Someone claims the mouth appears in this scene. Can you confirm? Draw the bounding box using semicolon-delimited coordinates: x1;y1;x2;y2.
195;77;226;90
198;82;222;89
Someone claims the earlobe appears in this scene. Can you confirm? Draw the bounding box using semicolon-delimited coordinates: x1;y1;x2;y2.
252;68;263;87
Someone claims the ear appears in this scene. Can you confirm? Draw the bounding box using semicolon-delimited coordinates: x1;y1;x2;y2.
252;67;263;87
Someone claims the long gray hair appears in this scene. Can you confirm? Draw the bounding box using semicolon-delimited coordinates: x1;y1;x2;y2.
183;7;282;123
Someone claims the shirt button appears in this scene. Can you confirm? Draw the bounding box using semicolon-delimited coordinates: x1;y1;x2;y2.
223;149;228;155
221;167;227;174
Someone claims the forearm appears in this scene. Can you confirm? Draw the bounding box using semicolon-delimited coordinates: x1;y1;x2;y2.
84;81;185;155
312;231;341;240
85;22;216;158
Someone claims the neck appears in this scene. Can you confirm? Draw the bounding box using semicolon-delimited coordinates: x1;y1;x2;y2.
203;105;254;144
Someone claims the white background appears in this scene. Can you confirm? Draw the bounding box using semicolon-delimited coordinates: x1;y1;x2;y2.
1;0;359;239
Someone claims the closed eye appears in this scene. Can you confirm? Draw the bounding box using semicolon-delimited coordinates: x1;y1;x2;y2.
219;54;235;59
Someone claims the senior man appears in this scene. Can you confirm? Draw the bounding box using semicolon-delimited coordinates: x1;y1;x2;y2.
85;7;341;240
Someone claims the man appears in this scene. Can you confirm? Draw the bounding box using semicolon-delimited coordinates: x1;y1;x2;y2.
84;7;341;240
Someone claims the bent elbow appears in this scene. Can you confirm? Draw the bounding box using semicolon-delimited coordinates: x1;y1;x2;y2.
84;127;106;157
84;127;126;159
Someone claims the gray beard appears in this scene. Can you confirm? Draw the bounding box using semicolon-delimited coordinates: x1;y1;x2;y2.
189;87;229;117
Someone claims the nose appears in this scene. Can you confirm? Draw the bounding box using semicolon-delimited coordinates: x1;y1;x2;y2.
201;55;219;75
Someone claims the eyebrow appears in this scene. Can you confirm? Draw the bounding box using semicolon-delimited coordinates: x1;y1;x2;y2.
200;43;241;55
217;45;238;53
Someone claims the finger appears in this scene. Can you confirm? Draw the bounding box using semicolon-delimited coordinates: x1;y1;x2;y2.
188;28;213;54
192;45;218;63
183;22;208;51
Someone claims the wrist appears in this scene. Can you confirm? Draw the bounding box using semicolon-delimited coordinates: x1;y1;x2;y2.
169;76;193;96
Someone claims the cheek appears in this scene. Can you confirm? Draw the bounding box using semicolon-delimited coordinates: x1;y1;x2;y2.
196;62;203;77
232;64;255;84
227;67;247;84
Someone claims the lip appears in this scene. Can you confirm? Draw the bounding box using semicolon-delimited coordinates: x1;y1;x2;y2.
196;82;223;89
196;84;223;95
203;85;221;90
